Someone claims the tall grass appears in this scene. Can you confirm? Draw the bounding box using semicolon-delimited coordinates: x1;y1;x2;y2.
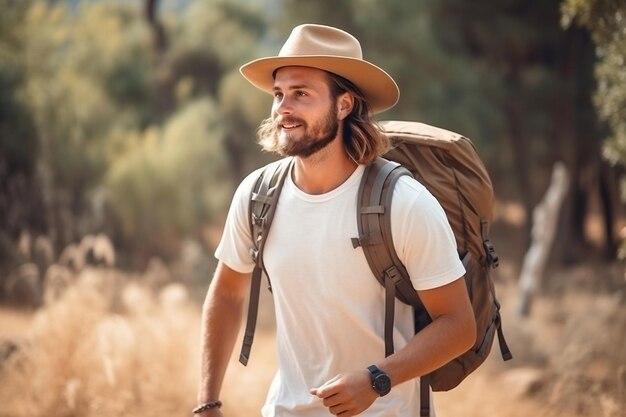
0;268;201;417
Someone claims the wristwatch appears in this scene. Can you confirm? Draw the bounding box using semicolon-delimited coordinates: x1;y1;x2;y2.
367;365;392;396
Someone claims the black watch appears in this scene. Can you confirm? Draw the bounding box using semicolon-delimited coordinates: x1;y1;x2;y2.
367;365;392;396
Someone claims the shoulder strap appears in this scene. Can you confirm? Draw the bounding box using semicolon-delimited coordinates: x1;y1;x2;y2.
240;158;292;366
352;158;423;352
353;157;434;417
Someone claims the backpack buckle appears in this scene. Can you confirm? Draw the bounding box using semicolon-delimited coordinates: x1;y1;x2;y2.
249;248;259;263
483;240;499;268
384;266;403;285
252;214;266;228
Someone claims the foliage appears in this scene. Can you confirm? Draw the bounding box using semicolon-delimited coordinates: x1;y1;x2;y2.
8;1;159;256
0;0;621;270
562;0;626;183
105;98;232;259
0;0;37;163
561;0;626;259
0;0;270;269
0;0;40;248
20;2;151;183
175;0;273;182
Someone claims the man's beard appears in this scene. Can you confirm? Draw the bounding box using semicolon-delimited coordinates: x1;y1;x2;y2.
270;106;340;158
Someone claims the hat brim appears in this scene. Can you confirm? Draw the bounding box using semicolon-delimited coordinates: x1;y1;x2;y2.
240;56;399;114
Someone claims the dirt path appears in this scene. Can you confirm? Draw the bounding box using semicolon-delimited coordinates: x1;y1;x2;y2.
433;364;547;417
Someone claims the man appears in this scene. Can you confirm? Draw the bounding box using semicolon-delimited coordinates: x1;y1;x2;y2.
196;24;476;417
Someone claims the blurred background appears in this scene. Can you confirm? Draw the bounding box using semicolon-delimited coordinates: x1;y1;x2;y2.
0;0;624;416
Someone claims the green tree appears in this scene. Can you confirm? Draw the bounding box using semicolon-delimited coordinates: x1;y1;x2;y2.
15;2;156;249
0;0;41;262
427;0;610;256
0;0;272;270
105;98;231;264
173;0;272;182
562;0;626;257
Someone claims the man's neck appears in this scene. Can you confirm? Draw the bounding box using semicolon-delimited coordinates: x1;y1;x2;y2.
291;139;358;195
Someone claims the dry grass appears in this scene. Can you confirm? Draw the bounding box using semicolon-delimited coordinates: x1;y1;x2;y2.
0;227;624;417
0;268;201;417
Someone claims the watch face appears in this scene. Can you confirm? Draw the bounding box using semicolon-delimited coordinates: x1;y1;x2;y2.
373;373;392;396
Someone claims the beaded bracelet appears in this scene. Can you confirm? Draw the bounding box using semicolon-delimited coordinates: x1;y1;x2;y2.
192;400;222;414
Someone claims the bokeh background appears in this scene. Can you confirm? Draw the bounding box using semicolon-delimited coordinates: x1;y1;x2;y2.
0;1;624;416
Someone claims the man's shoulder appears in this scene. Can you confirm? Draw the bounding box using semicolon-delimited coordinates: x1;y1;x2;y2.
391;174;429;201
233;158;292;202
388;174;447;219
232;166;266;204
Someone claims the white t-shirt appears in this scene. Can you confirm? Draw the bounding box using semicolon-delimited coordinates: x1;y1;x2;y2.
215;162;465;417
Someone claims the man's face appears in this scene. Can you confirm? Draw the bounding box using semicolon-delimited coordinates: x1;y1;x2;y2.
269;66;340;158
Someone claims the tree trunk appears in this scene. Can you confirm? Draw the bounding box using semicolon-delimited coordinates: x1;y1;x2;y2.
502;70;532;249
517;163;569;317
144;0;175;117
553;27;602;263
598;159;619;259
37;131;59;249
144;0;167;54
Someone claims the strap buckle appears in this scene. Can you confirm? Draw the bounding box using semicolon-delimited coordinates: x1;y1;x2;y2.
252;214;267;228
384;266;403;285
249;248;259;263
483;239;499;268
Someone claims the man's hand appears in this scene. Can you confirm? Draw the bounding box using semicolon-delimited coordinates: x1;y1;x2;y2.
310;370;379;416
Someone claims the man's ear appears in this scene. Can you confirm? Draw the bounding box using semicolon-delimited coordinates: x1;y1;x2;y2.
337;92;354;120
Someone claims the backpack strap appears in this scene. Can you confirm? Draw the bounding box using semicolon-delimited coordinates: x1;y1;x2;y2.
420;373;431;417
239;158;292;366
352;157;434;416
480;219;513;362
352;157;423;352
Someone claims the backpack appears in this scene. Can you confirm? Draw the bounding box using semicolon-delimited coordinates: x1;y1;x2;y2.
239;120;512;417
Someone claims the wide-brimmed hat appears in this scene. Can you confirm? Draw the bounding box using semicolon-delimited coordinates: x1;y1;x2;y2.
240;24;399;114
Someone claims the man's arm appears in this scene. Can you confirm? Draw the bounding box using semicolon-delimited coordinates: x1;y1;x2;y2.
196;261;251;416
311;276;475;416
379;276;476;383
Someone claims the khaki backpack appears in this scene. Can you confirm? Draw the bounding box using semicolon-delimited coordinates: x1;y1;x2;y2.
240;120;512;417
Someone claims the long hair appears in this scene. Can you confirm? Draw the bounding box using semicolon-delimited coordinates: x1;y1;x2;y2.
256;71;390;165
326;72;390;165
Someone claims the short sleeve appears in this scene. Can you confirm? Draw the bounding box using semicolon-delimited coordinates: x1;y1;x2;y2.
214;168;264;274
390;176;466;291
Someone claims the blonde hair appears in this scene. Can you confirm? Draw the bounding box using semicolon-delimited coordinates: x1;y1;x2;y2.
257;117;278;154
256;71;390;164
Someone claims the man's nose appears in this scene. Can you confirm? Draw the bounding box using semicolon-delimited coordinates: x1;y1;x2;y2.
274;97;293;115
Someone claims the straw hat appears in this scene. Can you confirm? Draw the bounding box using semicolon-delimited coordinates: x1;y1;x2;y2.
240;24;399;114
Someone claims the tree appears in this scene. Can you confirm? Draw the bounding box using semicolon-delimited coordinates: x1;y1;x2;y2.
0;0;41;264
14;2;157;250
174;0;271;182
0;0;272;270
562;0;626;258
428;0;607;256
105;99;232;265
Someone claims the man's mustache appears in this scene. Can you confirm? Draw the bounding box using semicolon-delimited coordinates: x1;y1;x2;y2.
274;117;306;129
